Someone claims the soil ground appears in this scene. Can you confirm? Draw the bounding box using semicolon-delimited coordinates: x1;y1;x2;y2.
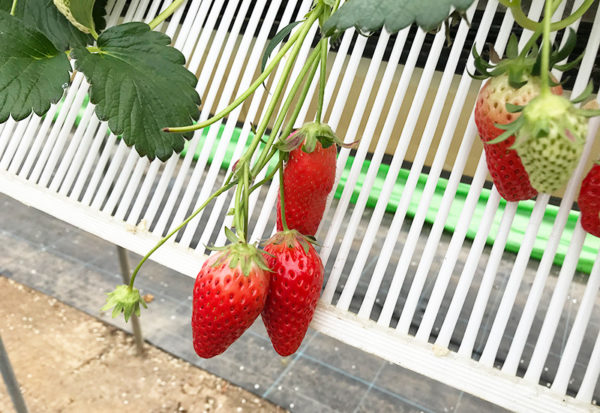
0;276;286;413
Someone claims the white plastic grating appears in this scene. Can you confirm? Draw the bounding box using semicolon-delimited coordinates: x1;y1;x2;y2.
1;1;599;411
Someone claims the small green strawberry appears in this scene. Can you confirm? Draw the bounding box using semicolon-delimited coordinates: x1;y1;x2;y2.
512;94;587;193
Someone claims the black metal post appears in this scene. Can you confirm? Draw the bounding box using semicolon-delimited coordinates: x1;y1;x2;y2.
0;334;28;413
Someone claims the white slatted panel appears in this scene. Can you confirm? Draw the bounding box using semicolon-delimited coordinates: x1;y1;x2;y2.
1;1;599;411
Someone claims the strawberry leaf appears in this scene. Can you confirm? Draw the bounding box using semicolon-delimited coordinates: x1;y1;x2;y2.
72;23;201;161
322;0;475;36
53;0;100;36
1;0;106;51
262;20;303;72
0;11;72;122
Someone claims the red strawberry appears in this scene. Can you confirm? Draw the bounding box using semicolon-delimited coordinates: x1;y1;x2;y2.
277;127;337;236
192;242;270;358
578;163;600;238
262;231;324;356
475;74;562;201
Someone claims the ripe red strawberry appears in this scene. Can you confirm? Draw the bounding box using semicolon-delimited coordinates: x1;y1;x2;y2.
276;127;337;236
578;163;600;237
475;74;562;201
192;242;270;358
262;231;324;356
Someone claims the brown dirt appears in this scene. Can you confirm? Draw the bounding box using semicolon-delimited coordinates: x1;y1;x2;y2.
0;276;286;413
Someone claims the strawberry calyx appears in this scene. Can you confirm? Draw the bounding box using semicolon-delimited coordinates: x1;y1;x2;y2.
207;228;271;276
102;284;148;322
471;29;580;89
264;229;317;255
489;92;596;146
276;122;357;154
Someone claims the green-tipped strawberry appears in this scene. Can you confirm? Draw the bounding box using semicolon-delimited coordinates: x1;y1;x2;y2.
471;31;580;201
475;74;563;201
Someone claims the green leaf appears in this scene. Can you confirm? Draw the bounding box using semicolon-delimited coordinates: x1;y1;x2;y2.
1;0;106;51
323;0;476;36
0;11;71;122
261;20;303;72
72;22;201;161
53;0;99;36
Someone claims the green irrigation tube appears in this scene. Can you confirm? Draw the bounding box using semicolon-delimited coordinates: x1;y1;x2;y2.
60;100;599;274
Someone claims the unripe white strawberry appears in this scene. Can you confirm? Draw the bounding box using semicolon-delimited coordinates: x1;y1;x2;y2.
513;94;587;193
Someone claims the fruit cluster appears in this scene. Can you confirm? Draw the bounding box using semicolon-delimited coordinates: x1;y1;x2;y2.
99;0;600;356
472;29;600;236
192;126;337;357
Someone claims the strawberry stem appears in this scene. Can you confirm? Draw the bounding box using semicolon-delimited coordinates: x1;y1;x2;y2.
251;41;322;177
10;0;17;16
540;0;552;96
316;36;328;124
148;0;186;30
242;164;251;242
127;180;237;289
278;158;289;231
502;0;539;31
238;7;321;170
234;171;245;241
163;18;309;134
250;160;281;192
549;0;595;31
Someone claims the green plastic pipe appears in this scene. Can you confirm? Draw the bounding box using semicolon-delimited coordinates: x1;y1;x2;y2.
58;100;598;274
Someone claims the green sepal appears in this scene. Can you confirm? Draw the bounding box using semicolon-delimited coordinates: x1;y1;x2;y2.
505;103;524;113
299;122;336;152
263;229;318;256
578;109;600;118
275;130;305;152
102;284;147;322
487;116;525;144
571;82;594;104
224;226;240;244
554;52;584;72
471;28;581;87
549;29;577;67
505;34;519;59
209;239;272;276
507;69;528;89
